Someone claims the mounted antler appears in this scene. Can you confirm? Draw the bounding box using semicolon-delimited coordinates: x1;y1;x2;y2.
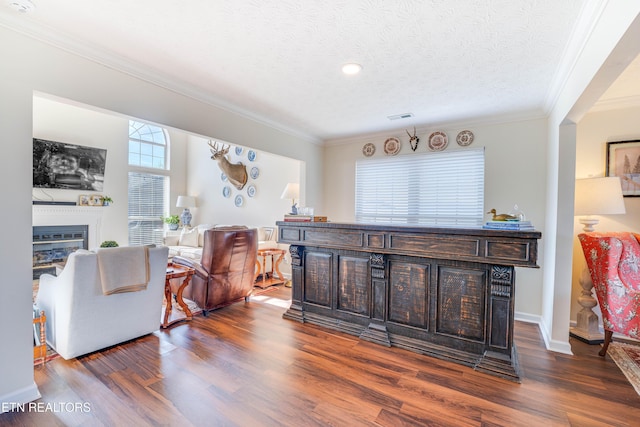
208;140;248;190
406;127;419;151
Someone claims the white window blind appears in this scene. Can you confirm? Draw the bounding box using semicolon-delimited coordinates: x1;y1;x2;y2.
128;172;168;246
355;148;485;227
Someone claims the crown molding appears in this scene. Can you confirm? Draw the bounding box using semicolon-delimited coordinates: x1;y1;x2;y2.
589;95;640;112
542;0;609;114
324;110;547;147
0;16;323;146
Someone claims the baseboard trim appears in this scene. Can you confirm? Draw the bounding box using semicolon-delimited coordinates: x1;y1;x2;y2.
515;311;573;355
0;382;41;414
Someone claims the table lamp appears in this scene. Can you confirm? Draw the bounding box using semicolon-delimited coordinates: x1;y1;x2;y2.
280;183;299;215
571;176;625;344
176;195;196;228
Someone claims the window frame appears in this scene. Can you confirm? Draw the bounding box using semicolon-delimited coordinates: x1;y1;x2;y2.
355;148;485;227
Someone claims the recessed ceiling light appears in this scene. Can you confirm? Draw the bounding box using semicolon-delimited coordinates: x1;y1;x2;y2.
342;63;362;75
6;0;36;13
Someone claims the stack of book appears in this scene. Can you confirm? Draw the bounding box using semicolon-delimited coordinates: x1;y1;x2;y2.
284;214;328;222
483;220;535;231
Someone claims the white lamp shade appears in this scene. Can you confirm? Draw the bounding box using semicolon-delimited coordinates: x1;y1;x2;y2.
574;177;626;216
176;195;196;208
280;183;299;200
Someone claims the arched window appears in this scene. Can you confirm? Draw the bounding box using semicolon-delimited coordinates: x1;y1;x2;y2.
128;121;167;169
127;120;169;246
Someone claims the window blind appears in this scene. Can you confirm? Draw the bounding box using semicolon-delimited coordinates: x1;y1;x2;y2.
355;148;485;227
127;172;168;246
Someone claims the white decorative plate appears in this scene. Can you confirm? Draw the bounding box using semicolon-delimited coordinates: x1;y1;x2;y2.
250;166;259;179
384;137;401;156
428;131;448;151
456;130;474;146
222;186;231;198
235;146;243;155
247;184;256;198
221;172;227;182
247;150;256;162
362;142;376;157
234;195;244;207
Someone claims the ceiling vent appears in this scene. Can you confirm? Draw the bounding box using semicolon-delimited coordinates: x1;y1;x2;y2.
6;0;35;13
387;113;414;121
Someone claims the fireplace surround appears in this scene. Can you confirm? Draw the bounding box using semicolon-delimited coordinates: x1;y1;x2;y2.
32;204;104;278
33;225;88;279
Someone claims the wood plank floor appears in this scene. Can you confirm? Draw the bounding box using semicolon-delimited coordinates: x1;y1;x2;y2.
3;286;640;426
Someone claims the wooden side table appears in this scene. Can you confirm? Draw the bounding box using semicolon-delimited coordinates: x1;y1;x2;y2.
162;262;195;328
255;248;286;288
33;309;46;365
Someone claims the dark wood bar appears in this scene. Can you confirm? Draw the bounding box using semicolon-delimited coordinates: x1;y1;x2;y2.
276;221;542;382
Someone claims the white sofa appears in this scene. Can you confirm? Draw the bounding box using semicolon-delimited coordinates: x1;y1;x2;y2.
164;224;286;260
35;245;169;360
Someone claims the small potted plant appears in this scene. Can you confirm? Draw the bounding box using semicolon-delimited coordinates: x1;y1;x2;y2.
162;215;180;230
100;240;119;248
102;196;113;206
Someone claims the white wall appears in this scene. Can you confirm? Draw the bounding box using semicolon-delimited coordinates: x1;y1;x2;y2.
0;25;322;410
323;118;547;318
185;135;301;227
544;4;640;353
571;106;640;322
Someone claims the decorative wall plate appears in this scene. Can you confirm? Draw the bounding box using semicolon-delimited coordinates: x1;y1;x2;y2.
428;131;448;151
456;130;474;146
235;146;244;155
362;142;376;157
247;150;256;162
250;166;260;179
222;186;231;198
247;184;256;198
221;172;227;182
234;195;244;207
384;137;401;156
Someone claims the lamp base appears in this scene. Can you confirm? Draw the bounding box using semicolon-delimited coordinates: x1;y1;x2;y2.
290;203;298;215
180;208;192;228
579;217;599;232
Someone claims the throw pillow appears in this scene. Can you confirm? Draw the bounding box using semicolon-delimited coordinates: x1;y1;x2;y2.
178;227;199;247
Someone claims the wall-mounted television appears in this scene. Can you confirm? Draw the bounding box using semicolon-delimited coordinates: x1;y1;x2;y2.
33;138;107;191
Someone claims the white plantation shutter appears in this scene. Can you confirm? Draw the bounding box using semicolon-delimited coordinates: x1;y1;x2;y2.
355;148;484;226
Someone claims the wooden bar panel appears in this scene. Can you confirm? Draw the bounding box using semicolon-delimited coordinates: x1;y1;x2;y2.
303;230;364;248
337;255;370;316
388;261;429;328
389;234;480;258
436;266;486;342
278;221;540;382
304;251;332;307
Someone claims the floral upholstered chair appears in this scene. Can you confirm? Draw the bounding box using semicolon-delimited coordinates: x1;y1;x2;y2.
578;232;640;356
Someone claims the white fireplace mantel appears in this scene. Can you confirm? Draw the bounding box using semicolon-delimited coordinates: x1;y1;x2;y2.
33;205;103;249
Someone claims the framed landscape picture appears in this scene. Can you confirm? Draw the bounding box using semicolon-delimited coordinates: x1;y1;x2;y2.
606;140;640;197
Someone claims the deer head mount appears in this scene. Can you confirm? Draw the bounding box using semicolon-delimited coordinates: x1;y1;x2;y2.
406;127;419;151
208;140;248;190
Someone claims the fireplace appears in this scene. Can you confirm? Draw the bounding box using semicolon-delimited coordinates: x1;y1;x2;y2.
32;204;104;279
33;225;88;279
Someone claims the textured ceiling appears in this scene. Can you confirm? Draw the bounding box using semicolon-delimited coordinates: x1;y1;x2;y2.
0;0;632;142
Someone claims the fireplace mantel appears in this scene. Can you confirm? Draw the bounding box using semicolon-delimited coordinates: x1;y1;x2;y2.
33;204;103;249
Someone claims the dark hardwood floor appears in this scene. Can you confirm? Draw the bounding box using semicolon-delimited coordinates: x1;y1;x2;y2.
4;286;640;426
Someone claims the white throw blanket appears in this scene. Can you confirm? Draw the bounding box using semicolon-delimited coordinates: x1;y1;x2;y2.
97;246;150;295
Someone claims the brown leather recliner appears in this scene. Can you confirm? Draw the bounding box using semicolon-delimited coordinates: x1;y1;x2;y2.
172;227;258;314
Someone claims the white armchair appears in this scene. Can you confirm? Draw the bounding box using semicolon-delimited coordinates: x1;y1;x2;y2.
35;245;169;360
